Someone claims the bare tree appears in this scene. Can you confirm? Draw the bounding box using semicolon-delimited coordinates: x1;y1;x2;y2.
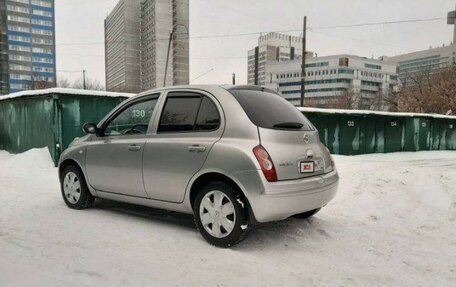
325;90;360;110
72;77;105;91
394;66;456;114
57;78;72;88
30;74;55;90
303;90;362;110
432;66;456;114
380;85;401;112
56;76;106;91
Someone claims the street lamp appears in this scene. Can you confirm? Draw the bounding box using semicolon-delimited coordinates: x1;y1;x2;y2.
163;23;189;87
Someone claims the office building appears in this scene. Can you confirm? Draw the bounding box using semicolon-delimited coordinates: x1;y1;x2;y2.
263;55;398;108
385;44;456;84
105;0;189;93
247;32;306;86
384;6;456;84
0;0;56;95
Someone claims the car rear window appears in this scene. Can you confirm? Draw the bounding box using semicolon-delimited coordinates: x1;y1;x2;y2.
230;89;314;131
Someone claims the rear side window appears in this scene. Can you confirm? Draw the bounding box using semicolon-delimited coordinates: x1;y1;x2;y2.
158;93;220;133
195;97;221;131
230;89;314;131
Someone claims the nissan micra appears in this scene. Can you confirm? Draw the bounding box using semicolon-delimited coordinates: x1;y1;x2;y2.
58;85;339;247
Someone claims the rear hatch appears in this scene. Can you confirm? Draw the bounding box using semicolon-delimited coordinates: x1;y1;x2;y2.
230;87;332;181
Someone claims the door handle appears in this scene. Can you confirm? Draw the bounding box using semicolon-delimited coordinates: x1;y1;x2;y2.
188;145;206;152
128;144;141;152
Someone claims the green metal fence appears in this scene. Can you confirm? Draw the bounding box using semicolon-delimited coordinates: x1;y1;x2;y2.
1;90;455;166
0;89;131;165
300;107;456;155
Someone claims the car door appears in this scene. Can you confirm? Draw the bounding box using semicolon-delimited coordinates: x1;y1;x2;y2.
143;90;224;203
85;95;160;197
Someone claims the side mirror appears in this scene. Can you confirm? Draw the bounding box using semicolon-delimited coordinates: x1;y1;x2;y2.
83;123;98;135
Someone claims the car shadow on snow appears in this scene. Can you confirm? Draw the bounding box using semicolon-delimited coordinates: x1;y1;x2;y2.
89;199;332;248
90;199;197;231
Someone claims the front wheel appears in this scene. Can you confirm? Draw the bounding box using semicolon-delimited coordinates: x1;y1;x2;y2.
193;182;249;248
60;165;94;209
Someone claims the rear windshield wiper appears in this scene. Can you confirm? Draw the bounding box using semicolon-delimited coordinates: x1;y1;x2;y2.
272;122;304;129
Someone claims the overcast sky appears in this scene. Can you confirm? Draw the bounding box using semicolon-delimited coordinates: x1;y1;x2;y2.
55;0;456;87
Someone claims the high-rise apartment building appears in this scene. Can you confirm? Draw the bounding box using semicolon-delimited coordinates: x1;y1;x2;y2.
104;0;142;93
0;0;56;95
247;32;305;86
105;0;189;93
141;0;189;91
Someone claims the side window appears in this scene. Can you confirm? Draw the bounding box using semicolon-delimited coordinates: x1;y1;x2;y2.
195;97;220;131
157;93;221;133
104;98;157;136
158;96;202;133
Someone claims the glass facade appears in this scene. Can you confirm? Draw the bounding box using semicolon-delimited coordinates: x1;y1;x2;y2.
2;0;55;94
364;63;382;70
282;87;348;95
398;55;441;75
279;78;352;87
305;61;329;68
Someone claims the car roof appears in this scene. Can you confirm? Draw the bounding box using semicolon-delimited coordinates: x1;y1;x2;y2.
135;85;279;97
223;85;279;95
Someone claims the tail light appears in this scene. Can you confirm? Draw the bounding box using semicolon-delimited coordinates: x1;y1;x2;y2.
253;145;277;182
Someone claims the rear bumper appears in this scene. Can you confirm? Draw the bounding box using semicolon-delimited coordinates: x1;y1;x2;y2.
239;170;339;223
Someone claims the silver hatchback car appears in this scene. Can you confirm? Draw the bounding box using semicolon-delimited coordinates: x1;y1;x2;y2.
59;85;339;247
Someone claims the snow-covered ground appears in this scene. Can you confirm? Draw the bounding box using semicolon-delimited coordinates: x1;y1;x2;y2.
0;148;455;287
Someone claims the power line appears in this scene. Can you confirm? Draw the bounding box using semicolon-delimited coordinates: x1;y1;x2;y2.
190;68;214;83
55;17;445;47
57;70;83;73
309;30;404;48
309;17;445;30
58;53;247;61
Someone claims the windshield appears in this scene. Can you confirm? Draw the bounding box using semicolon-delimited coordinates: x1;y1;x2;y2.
230;89;314;131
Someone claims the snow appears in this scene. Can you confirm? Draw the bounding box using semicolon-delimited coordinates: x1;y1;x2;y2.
298;107;456;120
1;148;455;286
0;88;135;102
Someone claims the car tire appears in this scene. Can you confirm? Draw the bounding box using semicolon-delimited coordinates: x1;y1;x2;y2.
60;165;94;210
193;181;249;248
293;208;321;219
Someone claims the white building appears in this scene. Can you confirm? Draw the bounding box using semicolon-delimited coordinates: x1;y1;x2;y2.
247;32;306;86
383;6;456;85
263;55;398;108
384;44;456;85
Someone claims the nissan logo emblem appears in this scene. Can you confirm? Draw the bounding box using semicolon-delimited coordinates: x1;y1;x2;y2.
303;134;310;144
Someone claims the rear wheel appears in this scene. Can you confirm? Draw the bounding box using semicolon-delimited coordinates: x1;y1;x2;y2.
193;181;249;248
60;165;94;209
293;208;321;219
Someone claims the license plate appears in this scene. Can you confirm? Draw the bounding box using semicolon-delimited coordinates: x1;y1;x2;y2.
299;161;314;173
